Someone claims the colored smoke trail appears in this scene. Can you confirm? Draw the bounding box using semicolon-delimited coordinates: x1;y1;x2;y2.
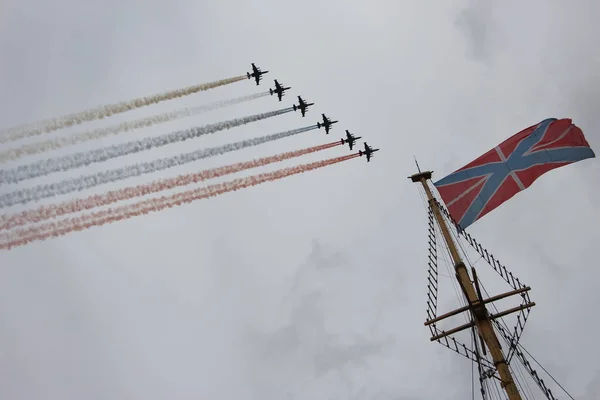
0;141;343;231
0;92;270;163
0;107;294;184
0;153;359;250
0;75;246;144
0;125;318;208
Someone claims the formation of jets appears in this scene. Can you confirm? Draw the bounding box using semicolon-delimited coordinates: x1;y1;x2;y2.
247;63;380;162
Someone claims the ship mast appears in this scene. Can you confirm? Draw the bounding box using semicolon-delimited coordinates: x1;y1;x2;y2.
410;170;526;400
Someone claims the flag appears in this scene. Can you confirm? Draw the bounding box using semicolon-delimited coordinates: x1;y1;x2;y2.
434;118;595;229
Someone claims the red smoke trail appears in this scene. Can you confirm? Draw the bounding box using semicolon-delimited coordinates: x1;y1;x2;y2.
0;141;343;231
0;153;359;250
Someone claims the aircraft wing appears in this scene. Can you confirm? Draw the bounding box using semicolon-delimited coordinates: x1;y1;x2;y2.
301;108;306;117
254;75;261;85
277;91;283;101
274;80;282;90
349;141;354;150
252;63;259;74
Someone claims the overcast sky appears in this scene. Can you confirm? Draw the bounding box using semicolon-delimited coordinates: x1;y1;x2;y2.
0;0;599;399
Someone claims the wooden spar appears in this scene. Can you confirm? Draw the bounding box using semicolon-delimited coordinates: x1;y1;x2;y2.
424;286;532;326
409;170;524;400
429;302;536;341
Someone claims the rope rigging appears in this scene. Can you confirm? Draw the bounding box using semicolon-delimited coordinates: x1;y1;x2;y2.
421;196;574;400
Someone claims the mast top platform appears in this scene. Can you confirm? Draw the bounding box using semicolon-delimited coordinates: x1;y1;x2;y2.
408;171;433;183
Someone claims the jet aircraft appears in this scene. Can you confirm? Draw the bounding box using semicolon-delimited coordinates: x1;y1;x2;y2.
293;96;314;117
340;130;362;150
316;113;338;134
246;63;268;85
269;79;291;101
358;142;379;162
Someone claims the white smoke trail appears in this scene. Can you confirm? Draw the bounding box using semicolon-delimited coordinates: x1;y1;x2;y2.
0;125;318;208
0;75;247;144
0;92;270;163
0;107;294;184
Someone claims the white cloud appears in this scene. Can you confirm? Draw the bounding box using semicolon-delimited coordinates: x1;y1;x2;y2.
0;0;597;398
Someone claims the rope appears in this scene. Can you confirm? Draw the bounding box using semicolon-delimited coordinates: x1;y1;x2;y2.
517;343;575;400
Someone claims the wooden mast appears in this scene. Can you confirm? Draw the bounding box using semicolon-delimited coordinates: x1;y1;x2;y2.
410;170;523;400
